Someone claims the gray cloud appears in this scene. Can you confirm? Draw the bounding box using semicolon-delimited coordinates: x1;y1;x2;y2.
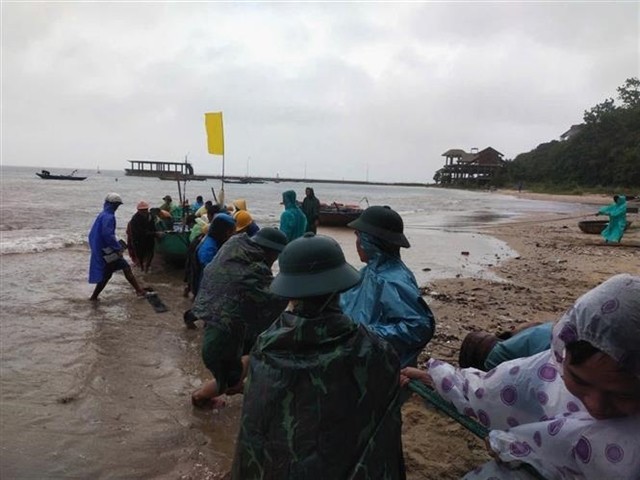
3;3;638;182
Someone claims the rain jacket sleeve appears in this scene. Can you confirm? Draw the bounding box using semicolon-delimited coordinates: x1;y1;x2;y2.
341;259;435;367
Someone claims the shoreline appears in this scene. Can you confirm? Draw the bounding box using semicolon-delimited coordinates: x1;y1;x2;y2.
402;192;639;479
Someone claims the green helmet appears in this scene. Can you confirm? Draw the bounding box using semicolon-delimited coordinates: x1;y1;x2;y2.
270;233;361;298
249;227;288;252
347;205;410;248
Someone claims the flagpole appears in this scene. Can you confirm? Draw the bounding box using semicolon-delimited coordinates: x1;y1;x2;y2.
220;114;225;206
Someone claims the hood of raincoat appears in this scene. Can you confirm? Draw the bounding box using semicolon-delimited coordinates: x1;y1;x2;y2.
232;198;247;211
282;190;297;208
552;273;640;378
359;231;401;261
207;213;235;240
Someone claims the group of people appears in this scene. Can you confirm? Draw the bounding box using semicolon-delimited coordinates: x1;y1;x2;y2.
186;201;435;478
278;186;322;239
87;190;640;479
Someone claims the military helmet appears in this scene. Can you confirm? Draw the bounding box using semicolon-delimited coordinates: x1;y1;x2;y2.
347;205;410;248
270;232;360;298
250;227;288;253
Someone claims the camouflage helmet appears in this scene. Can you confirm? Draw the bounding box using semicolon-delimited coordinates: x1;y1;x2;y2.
249;227;288;253
347;205;410;248
270;233;360;298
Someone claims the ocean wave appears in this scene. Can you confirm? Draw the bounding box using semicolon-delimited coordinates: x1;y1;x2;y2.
0;232;87;255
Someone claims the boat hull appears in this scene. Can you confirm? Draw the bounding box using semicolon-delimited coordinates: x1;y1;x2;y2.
578;220;631;234
155;231;190;266
318;203;363;227
36;173;86;181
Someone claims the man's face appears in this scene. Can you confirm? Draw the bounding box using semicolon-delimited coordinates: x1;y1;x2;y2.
355;231;368;263
563;350;640;419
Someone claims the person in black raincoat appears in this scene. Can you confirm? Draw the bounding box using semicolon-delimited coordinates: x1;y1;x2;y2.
301;186;321;233
232;233;405;479
126;200;157;273
190;228;289;408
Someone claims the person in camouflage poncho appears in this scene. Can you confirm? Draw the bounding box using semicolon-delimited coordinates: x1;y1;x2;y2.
190;229;288;408
232;233;405;479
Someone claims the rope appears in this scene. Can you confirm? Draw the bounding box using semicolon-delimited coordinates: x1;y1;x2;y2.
408;379;548;480
408;380;489;438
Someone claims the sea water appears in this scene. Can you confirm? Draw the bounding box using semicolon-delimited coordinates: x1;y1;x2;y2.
0;165;588;478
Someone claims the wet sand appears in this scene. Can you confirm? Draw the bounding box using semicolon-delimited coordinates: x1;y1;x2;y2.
1;192;637;479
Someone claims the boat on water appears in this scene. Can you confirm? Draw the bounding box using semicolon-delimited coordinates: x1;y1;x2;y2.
318;202;363;227
578;220;632;234
36;169;87;181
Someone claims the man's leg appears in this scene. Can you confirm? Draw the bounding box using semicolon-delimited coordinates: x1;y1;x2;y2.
90;272;113;301
122;265;145;296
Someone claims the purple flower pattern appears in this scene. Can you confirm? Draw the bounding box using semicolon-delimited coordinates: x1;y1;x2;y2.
548;418;565;436
537;391;548;405
574;436;592;463
566;401;580;413
538;363;557;382
441;376;453;392
509;441;532;457
533;431;542;447
558;323;578;345
605;443;624;463
500;385;517;406
477;409;490;428
506;416;519;427
601;298;619;314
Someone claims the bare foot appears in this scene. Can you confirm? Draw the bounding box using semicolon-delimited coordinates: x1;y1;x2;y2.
191;394;227;409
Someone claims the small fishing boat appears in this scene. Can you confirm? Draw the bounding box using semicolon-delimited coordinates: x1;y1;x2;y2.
318;202;363;227
578;220;632;234
155;228;191;266
36;169;87;181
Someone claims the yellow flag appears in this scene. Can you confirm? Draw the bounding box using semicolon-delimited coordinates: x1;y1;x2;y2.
204;112;224;155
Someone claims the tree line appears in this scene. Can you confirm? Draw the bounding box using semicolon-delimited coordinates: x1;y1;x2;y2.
496;78;640;191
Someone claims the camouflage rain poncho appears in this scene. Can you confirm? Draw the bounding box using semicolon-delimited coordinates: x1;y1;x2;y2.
232;299;405;479
192;234;287;353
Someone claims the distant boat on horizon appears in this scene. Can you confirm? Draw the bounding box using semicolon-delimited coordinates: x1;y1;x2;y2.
36;169;87;181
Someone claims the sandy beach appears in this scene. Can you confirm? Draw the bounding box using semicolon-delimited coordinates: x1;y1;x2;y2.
402;191;639;479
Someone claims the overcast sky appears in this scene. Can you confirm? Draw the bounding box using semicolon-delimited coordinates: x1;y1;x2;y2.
2;2;638;183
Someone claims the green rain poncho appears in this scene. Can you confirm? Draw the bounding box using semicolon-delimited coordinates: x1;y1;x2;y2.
232;299;405;479
598;195;627;243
